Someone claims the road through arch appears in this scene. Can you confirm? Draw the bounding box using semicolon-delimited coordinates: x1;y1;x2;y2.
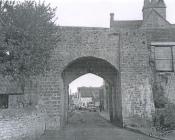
62;56;123;126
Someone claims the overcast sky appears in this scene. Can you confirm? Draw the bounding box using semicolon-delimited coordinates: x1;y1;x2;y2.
69;74;104;93
46;0;175;27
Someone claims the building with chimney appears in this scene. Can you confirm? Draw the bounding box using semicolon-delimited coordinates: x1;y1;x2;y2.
1;0;175;136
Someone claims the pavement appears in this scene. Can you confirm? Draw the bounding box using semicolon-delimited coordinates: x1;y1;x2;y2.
37;110;158;140
165;131;175;140
98;111;175;140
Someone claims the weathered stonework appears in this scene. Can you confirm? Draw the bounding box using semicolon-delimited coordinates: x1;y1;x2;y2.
33;27;157;130
1;0;175;136
120;31;155;127
0;108;46;140
37;27;122;129
152;47;175;104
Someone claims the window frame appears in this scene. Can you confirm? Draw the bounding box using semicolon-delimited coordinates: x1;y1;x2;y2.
151;42;174;72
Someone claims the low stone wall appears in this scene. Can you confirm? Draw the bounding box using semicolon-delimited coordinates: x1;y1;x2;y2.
0;107;47;140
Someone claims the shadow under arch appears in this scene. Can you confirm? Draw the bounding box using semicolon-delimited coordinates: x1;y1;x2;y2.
61;56;123;127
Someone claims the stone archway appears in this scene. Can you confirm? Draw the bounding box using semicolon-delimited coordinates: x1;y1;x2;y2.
62;56;123;126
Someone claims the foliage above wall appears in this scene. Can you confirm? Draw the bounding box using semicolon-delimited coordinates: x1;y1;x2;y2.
0;0;60;82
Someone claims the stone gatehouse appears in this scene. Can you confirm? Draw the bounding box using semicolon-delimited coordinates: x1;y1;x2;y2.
1;0;175;131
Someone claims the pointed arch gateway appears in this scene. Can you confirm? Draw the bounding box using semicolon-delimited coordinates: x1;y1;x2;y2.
62;56;123;126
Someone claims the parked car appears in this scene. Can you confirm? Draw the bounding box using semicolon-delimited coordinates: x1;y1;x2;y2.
87;103;97;112
78;105;87;110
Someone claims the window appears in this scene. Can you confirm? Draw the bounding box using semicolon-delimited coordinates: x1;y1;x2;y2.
151;42;175;72
154;46;174;72
0;95;8;109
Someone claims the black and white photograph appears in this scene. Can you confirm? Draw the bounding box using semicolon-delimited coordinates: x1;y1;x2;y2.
0;0;175;139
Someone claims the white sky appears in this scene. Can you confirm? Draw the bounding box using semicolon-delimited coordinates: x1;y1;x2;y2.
69;73;104;94
19;0;175;27
46;0;175;27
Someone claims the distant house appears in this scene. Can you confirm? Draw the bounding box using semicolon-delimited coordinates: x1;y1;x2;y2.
77;87;102;107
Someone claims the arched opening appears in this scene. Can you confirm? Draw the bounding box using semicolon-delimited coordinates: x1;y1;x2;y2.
68;73;104;114
62;56;123;127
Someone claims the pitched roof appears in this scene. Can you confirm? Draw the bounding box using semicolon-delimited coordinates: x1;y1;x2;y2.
152;9;170;24
156;0;166;8
112;20;143;30
143;0;151;8
78;87;101;98
141;9;170;28
151;0;158;7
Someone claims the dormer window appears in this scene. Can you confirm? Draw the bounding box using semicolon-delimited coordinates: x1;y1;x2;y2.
151;42;174;72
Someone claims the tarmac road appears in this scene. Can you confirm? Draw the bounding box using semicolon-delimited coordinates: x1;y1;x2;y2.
38;110;157;140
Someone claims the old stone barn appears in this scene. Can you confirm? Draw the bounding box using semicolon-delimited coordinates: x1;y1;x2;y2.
1;0;175;139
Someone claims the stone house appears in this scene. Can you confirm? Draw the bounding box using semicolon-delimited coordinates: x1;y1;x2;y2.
77;87;101;107
110;0;175;123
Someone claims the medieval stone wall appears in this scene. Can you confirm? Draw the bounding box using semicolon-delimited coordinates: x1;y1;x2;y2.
154;73;175;104
120;30;155;127
37;27;158;129
0;26;159;131
36;26;121;129
154;46;175;104
163;47;175;103
0;76;21;95
0;108;46;140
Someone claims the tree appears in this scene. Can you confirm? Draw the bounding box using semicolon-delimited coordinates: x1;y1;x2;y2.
0;0;60;91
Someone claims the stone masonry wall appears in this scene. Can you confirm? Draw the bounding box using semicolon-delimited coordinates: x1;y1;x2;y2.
0;26;161;132
0;75;22;95
120;30;155;127
35;27;158;129
8;78;39;109
37;73;62;130
37;26;121;130
0;108;46;140
53;27;120;70
164;73;175;103
0;77;47;139
154;46;175;104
